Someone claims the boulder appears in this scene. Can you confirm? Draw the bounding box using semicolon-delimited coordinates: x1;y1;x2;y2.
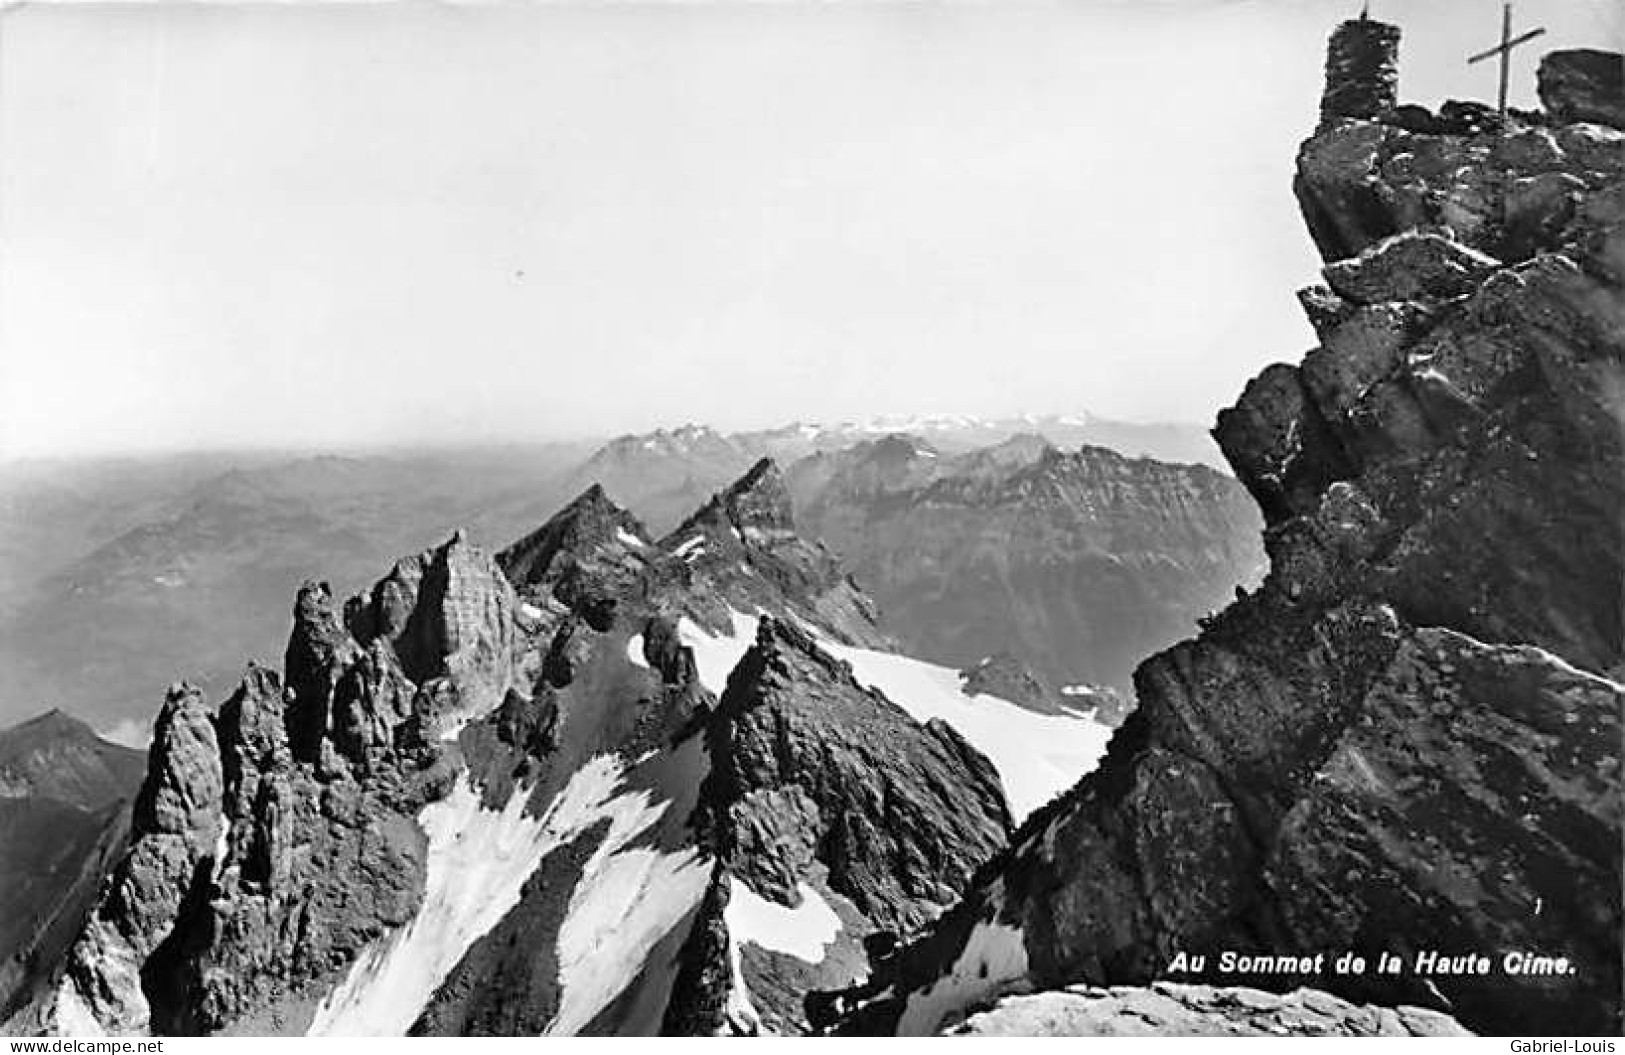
1539;50;1625;131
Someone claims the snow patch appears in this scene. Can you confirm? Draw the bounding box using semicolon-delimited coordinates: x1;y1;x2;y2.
309;754;698;1037
896;921;1030;1036
615;528;644;549
674;611;1111;823
625;635;648;669
548;749;712;1035
671;536;705;559
50;979;110;1037
520;602;544;621
725;878;842;963
308;774;566;1035
723;939;765;1035
675;613;758;695
817;638;1113;823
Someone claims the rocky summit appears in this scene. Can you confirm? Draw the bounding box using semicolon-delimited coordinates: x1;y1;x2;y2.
8;454;1115;1037
816;21;1623;1038
5;15;1618;1042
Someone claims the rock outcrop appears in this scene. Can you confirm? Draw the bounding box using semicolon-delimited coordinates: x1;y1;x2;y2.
344;531;519;737
821;21;1623;1038
664;618;1011;1034
44;530;521;1035
1539;50;1625;132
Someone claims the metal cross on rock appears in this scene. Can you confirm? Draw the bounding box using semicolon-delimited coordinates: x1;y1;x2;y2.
1467;2;1547;117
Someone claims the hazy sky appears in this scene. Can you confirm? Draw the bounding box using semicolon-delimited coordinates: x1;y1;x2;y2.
1;0;1618;458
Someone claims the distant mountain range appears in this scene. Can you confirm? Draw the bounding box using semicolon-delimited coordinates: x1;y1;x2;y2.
0;414;1241;735
786;434;1262;693
564;414;1224;535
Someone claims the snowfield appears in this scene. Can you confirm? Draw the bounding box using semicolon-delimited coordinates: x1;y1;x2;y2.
308;752;708;1037
717;877;842;1035
676;612;1113;822
547;745;711;1035
725;878;842;963
677;613;757;696
308;772;571;1035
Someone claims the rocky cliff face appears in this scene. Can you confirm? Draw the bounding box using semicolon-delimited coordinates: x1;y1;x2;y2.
19;457;1098;1036
662;617;1010;1034
40;531;519;1036
819;27;1623;1038
787;434;1263;696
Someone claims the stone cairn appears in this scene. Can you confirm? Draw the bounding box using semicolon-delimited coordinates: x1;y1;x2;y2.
1319;17;1401;126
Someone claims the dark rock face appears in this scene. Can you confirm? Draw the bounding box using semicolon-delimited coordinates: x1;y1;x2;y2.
824;26;1624;1039
667;618;1011;1034
345;532;519;739
700;619;1009;932
788;436;1263;694
1318;18;1400;126
57;685;226;1032
55;663;435;1035
0;713;144;1021
498;484;651;617
959;654;1053;714
45;530;523;1035
1296;63;1624;265
283;582;355;762
147;664;430;1035
1539;50;1625;131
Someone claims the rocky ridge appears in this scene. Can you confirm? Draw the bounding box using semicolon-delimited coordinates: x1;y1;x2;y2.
786;434;1263;694
46;533;516;1034
19;456;1059;1036
817;25;1624;1038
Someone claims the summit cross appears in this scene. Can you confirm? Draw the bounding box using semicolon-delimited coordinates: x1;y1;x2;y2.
1467;2;1547;117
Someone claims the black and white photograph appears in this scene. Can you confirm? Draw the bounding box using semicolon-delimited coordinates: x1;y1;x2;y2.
0;0;1620;1040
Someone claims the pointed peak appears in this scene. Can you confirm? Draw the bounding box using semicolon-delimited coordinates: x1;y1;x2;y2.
752;614;819;655
4;706;97;742
721;457;794;535
498;482;648;589
664;457;794;550
233;660;283;702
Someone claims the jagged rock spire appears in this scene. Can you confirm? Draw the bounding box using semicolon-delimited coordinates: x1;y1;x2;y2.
498;483;648;591
665;457;796;548
1319;16;1400;126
